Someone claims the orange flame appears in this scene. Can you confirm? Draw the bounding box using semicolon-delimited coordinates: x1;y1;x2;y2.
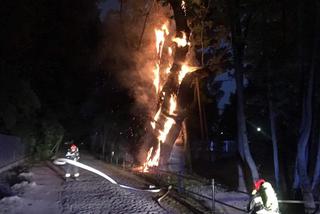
158;95;177;143
155;29;165;57
172;32;190;47
153;64;160;93
168;47;173;56
143;141;161;172
145;95;178;172
142;21;196;172
178;64;200;84
155;23;169;58
169;94;177;115
161;23;169;36
150;108;161;129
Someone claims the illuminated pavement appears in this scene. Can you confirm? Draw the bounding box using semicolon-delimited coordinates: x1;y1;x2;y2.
0;153;193;213
59;154;191;214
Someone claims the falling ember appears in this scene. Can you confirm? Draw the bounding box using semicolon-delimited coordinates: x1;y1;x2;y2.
181;1;187;16
172;31;190;47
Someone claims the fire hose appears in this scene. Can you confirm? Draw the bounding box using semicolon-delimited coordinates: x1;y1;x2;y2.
53;158;162;193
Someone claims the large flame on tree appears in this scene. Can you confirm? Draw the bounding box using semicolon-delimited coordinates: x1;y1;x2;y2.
153;23;169;94
141;20;194;172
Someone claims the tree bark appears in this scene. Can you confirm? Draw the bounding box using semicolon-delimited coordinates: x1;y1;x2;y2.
227;0;259;187
294;1;318;212
269;98;280;191
312;131;320;196
156;0;190;166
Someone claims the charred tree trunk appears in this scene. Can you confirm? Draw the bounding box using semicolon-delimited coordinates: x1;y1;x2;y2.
227;0;259;188
182;121;192;172
157;0;190;167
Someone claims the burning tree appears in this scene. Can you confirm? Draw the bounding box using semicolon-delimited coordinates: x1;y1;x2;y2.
101;0;207;172
140;0;202;172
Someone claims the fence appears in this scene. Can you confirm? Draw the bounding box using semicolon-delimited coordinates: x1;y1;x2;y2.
0;133;25;169
144;168;249;213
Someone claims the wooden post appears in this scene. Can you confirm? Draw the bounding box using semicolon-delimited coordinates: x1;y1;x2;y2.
178;171;183;193
203;102;209;140
111;151;114;164
212;179;215;213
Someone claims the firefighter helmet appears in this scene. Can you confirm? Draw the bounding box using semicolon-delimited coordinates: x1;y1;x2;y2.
70;144;77;152
254;179;266;191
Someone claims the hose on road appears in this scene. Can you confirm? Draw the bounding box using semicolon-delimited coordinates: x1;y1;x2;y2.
53;158;162;193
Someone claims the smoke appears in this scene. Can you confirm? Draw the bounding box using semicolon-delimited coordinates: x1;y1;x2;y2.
100;1;174;117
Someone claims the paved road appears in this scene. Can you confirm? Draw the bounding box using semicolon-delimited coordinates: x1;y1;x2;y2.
58;154;191;214
0;153;192;214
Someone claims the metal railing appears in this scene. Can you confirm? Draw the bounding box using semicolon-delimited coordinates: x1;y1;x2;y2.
146;169;248;213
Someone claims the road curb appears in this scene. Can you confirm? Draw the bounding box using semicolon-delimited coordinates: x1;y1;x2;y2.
0;158;29;174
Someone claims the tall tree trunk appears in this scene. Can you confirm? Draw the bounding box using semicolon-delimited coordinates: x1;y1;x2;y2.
264;1;280;192
295;1;318;212
237;160;247;192
157;0;190;165
312;131;320;196
312;52;320;200
182;121;192;173
311;45;320;198
269;98;280;191
195;77;205;139
227;0;259;187
296;70;315;213
201;19;204;66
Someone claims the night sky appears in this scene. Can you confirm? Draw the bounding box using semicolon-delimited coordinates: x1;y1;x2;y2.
1;1;320;213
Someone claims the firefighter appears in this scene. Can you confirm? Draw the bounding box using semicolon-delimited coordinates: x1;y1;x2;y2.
65;144;80;179
248;179;280;214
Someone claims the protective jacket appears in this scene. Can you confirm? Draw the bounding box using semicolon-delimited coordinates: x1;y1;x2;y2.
248;180;280;214
65;147;80;161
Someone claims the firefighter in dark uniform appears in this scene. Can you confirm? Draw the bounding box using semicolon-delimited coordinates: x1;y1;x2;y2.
65;144;80;179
